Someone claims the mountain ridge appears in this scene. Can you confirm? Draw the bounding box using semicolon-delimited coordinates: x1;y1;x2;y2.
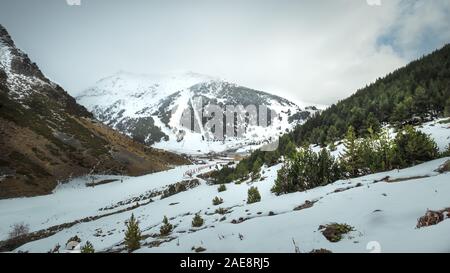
77;71;317;154
0;25;190;199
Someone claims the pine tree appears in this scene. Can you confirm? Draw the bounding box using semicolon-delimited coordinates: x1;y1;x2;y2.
317;148;341;186
247;186;261;204
251;158;263;181
326;125;339;144
373;128;395;172
218;184;227;192
393;126;439;167
212;196;224;206
124;213;141;252
361;127;398;174
373;128;396;172
263;150;280;166
160;216;173;236
272;156;299;195
413;86;430;118
364;112;381;133
235;163;249;180
284;140;298;159
192;214;204;228
391;96;413;124
342;126;361;177
349;106;365;133
358;127;379;174
81;241;95;253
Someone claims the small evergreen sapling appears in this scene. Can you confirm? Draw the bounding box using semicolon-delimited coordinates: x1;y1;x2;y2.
160;216;173;236
191;214;204;228
212;196;223;206
124;213;141;252
215;207;228;215
218;184;227;192
81;241;95;253
247;186;261;204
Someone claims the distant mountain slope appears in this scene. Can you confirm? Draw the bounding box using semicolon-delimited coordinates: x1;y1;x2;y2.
0;25;189;199
77;72;318;154
293;44;450;146
210;44;450;184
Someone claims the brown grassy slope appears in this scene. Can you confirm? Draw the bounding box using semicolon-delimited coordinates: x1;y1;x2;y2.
0;91;190;198
0;24;190;199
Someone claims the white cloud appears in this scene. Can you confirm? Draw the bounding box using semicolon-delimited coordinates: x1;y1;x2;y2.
217;0;449;104
1;0;448;105
192;0;408;104
382;0;450;59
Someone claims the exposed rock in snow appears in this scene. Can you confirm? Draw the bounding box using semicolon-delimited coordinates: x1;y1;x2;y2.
77;71;319;154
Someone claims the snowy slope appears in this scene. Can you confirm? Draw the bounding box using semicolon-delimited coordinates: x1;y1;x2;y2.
76;71;318;155
0;118;448;253
0;26;53;100
418;119;450;152
76;71;217;119
1;157;449;253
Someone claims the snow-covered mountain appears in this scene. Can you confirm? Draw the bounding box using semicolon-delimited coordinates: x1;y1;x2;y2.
77;72;318;154
0;26;63;101
0;25;189;198
1;119;449;253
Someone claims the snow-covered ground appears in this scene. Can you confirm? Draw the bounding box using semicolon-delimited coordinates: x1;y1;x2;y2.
418;119;450;152
139;159;450;253
0;119;449;253
0;165;198;241
1;158;449;253
0;38;52;100
75;71;218;119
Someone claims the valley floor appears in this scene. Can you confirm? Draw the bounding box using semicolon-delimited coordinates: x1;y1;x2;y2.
0;119;449;253
0;158;449;253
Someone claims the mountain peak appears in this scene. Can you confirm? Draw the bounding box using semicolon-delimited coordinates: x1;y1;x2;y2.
79;70;221;105
76;71;317;154
0;24;190;198
0;24;15;49
107;70;219;82
0;25;50;98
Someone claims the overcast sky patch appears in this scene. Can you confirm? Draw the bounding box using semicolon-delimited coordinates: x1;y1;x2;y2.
0;0;448;105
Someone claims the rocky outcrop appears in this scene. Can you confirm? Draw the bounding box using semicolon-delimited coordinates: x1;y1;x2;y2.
0;25;190;198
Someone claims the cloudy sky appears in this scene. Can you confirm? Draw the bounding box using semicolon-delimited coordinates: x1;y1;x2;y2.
0;0;449;104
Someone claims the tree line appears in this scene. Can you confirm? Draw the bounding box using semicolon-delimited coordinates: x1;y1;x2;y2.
272;126;440;195
293;44;450;147
210;44;450;186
